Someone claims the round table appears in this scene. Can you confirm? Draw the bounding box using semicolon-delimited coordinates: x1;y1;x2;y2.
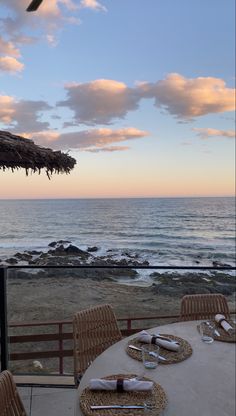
75;321;235;416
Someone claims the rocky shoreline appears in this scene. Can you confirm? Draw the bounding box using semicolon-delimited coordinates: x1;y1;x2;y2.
4;240;235;374
4;240;235;321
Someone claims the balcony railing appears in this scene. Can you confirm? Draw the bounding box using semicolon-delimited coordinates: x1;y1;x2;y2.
1;264;235;376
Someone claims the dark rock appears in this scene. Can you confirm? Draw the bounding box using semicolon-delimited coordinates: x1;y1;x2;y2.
87;246;98;252
64;245;89;257
6;257;18;264
15;252;32;261
26;250;42;255
48;240;71;248
58;240;71;245
212;261;232;268
48;241;57;247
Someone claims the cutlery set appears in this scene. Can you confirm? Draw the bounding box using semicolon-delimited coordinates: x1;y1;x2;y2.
89;335;180;411
128;344;167;361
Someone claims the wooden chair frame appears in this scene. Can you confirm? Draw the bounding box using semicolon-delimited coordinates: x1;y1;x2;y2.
180;293;230;321
0;370;27;416
73;304;122;384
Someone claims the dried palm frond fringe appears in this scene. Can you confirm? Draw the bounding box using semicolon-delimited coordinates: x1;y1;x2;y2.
0;131;76;179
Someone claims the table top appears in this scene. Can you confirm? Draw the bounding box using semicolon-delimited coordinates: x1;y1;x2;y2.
75;320;236;416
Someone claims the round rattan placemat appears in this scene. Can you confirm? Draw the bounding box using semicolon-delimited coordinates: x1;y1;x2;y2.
197;320;236;343
126;334;193;364
80;374;167;416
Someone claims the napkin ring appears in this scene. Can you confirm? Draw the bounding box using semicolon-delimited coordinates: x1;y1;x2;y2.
217;317;226;325
151;336;157;344
116;378;124;393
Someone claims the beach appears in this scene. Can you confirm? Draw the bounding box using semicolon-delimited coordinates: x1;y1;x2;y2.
8;273;236;324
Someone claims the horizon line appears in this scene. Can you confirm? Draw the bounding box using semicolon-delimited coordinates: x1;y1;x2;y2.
0;195;235;201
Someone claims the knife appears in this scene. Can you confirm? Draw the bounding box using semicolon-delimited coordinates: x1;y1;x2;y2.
214;329;220;337
128;344;167;361
91;405;147;409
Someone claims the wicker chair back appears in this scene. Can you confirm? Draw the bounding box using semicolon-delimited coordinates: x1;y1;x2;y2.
180;293;230;321
0;370;27;416
73;304;122;384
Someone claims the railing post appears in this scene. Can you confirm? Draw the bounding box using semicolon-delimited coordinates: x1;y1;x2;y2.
58;323;63;375
0;267;8;371
127;318;132;333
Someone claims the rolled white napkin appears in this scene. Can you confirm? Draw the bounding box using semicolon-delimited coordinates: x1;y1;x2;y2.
215;314;233;334
89;378;153;391
137;330;180;352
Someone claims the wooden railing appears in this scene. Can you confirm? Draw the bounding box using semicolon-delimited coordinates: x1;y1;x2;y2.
7;310;236;375
8;314;181;375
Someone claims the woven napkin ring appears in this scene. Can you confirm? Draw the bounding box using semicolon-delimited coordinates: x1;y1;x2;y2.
151;336;157;344
218;318;226;325
116;378;124;393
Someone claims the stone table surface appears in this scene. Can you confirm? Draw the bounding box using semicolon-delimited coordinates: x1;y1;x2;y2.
75;320;236;416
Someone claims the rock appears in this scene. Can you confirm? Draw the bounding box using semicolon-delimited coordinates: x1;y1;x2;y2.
15;252;32;261
26;250;42;255
87;246;98;252
48;240;71;247
64;245;89;257
6;257;18;264
58;240;71;245
212;261;232;268
48;241;57;247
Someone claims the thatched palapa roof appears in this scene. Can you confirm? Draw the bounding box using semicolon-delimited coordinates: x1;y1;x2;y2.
0;131;76;179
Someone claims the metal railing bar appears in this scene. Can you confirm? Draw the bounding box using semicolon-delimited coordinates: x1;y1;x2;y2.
6;265;236;270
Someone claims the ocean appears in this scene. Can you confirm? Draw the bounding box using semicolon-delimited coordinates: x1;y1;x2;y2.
0;197;235;268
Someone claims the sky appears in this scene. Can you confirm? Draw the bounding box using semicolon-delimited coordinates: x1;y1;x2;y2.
0;0;235;198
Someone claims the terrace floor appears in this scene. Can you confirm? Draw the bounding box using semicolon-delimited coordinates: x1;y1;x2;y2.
15;376;77;416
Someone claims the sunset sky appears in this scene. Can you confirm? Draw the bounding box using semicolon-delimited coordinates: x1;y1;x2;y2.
0;0;235;198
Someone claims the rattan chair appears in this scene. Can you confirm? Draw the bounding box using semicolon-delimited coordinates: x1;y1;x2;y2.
73;304;122;384
180;293;230;321
0;370;27;416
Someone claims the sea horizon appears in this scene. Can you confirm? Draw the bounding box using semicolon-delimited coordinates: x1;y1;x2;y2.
0;195;235;201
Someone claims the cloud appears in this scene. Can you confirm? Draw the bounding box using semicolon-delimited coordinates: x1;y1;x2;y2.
140;73;235;119
80;0;107;12
0;1;80;75
58;74;235;125
0;56;24;73
86;146;129;152
26;127;149;151
0;95;15;123
193;127;235;139
0;94;52;130
0;37;21;57
58;79;141;125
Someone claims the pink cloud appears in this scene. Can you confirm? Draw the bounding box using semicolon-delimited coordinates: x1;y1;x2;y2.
59;74;235;125
193;127;235;139
0;56;24;73
80;0;107;12
26;127;149;151
141;73;235;119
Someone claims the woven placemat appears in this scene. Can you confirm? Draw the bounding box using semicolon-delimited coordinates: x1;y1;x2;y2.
80;374;167;416
197;320;236;343
126;334;192;364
